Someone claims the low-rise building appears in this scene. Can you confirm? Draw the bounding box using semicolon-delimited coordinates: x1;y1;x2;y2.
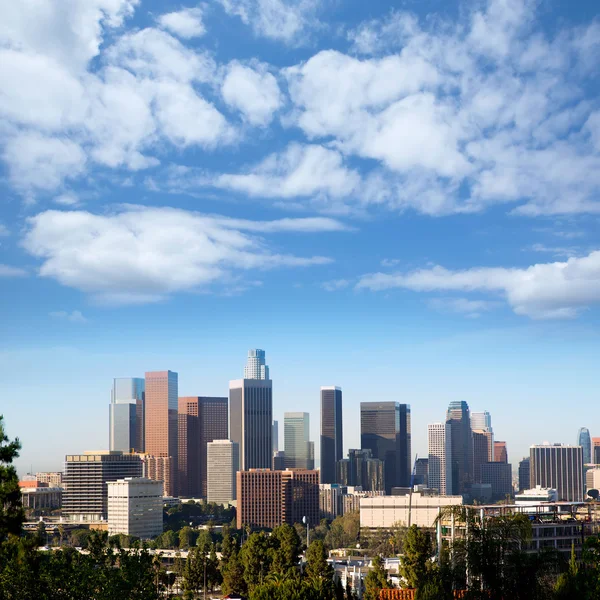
515;486;558;507
107;477;163;539
36;472;64;488
19;481;62;510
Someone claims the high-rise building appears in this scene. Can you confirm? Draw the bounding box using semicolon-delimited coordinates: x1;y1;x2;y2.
470;411;492;432
63;451;143;521
198;397;228;496
107;477;163;539
244;349;270;380
530;444;584;502
337;449;385;492
428;423;452;495
578;428;592;464
273;421;279;453
472;429;494;483
320;387;343;484
145;371;178;494
141;455;174;497
273;451;286;470
207;440;239;504
494;441;508;463
281;469;320;528
481;462;513;501
109;378;145;453
518;457;531;492
593;438;600;464
361;402;411;493
229;379;272;471
414;458;429;487
284;412;314;470
446;401;473;495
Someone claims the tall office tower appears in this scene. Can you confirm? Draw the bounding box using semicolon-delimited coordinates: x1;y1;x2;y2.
273;421;279;453
530;444;584;502
518;457;530;492
145;371;178;493
337;458;350;485
481;462;513;501
414;458;429;487
494;441;508;463
338;449;385;492
593;438;600;464
109;378;145;453
361;402;411;493
578;428;592;464
229;379;272;470
320;387;343;484
470;411;492;432
244;349;270;380
63;451;143;521
284;412;314;469
472;429;494;483
207;440;239;504
428;423;452;495
446;401;473;495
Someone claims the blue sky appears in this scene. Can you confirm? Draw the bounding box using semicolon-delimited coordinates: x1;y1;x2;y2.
1;0;600;475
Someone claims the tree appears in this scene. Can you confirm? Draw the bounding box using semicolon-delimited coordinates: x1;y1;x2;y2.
57;523;65;547
179;526;194;550
306;539;333;582
36;520;47;547
400;525;433;588
0;415;24;540
363;555;391;600
183;544;206;599
221;548;247;597
271;523;302;574
241;532;272;591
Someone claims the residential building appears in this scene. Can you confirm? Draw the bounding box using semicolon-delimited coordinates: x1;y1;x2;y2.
578;428;592;465
36;472;63;488
518;457;531;492
360;492;463;529
109;377;145;453
428;423;452;495
141;455;174;498
361;402;411;493
107;477;163;539
273;421;279;453
145;371;178;495
207;440;239;504
472;429;494;483
530;444;584;502
320;386;343;484
63;451;143;521
470;411;492;432
494;441;508;463
481;462;513;501
414;458;429;487
284;412;314;469
446;401;473;495
19;481;62;510
244;349;270;380
229;379;272;471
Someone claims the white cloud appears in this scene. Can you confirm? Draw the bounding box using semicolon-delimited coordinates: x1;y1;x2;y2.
0;264;27;277
218;0;320;44
0;224;9;237
157;6;206;39
221;62;282;126
54;194;80;207
529;243;580;259
428;297;499;318
321;279;350;292
357;251;600;319
21;206;338;304
49;310;88;323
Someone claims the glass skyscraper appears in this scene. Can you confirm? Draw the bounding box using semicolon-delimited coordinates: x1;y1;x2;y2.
109;377;145;453
320;386;343;484
577;427;592;464
284;412;314;469
244;349;270;380
446;400;473;495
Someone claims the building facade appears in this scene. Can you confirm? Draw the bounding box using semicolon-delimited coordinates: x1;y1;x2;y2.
320;386;343;484
107;477;163;539
244;349;270;380
428;423;452;496
145;371;178;495
414;458;429;487
141;455;173;497
578;428;592;465
19;481;62;510
207;440;239;504
63;451;143;521
281;469;320;528
481;462;513;501
446;401;473;495
494;441;508;463
109;377;145;453
530;444;584;502
472;429;494;484
361;402;411;493
337;449;385;492
229;379;272;471
284;412;314;470
518;457;531;492
36;472;63;488
273;421;279;453
470;411;492;432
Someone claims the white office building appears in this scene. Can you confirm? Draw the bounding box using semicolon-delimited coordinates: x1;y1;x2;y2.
244;349;270;380
207;440;239;504
428;423;453;496
107;477;162;539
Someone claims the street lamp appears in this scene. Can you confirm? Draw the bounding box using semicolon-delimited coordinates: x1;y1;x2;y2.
302;515;309;549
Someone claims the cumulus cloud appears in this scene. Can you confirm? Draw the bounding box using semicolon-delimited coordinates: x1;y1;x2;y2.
357;251;600;319
157;6;206;39
49;310;88;323
21;207;342;304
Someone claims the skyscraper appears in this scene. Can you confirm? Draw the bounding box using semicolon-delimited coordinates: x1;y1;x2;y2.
320;386;343;484
244;349;270;380
530;444;584;502
494;441;508;463
145;371;178;494
273;421;279;453
578;428;592;464
284;412;314;469
361;402;411;493
518;457;530;492
481;462;513;501
339;449;385;492
229;379;272;470
470;411;492;432
472;429;494;483
109;378;145;453
593;438;600;464
428;423;452;495
207;440;239;504
446;401;473;495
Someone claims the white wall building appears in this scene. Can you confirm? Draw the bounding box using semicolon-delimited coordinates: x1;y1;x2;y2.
107;477;163;539
428;423;453;496
586;467;600;492
207;440;239;504
360;492;463;529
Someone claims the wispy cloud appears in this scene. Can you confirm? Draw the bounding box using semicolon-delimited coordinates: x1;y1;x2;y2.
0;264;27;277
321;279;350;292
49;310;88;323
